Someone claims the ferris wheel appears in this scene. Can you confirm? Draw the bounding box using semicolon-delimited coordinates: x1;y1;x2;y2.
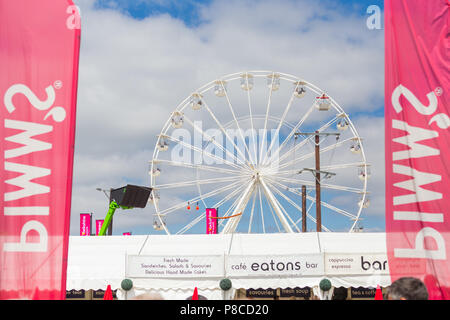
149;71;370;234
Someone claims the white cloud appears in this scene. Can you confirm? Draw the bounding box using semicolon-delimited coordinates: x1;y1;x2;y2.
69;0;384;235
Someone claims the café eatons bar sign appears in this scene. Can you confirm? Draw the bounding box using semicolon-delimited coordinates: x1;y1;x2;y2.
126;253;389;278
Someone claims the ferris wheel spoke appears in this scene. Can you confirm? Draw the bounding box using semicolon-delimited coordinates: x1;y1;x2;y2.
259;72;276;165
275;132;313;167
245;75;258;169
259;177;295;233
267;178;358;220
293;200;314;228
157;179;244;216
261;82;301;166
182;115;248;168
306;195;357;219
273;187;333;233
152;159;244;175
266;197;282;233
215;179;252;209
163;133;243;171
264;179;304;232
217;186;247;229
176;213;206;235
271;176;364;194
276;116;338;165
275;162;367;176
315;182;364;194
258;186;265;233
307;214;332;232
247;190;257;233
320;162;367;171
176;180;250;234
217;192;247;230
154;175;248;190
264;105;316;167
277;137;354;171
265;178;303;218
221;180;257;233
200;97;252;169
273;190;329;232
175;179;251;234
221;81;257;166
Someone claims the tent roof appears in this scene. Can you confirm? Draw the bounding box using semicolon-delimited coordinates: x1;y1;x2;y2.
318;232;387;253
67;232;390;299
228;232;321;255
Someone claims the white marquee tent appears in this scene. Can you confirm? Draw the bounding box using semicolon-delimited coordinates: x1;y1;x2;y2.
66;232;391;300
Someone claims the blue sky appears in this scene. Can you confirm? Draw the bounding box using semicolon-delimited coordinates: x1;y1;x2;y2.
94;0;213;26
71;0;386;235
94;0;384;26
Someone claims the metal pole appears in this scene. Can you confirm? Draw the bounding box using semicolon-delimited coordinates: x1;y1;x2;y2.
90;213;93;236
315;131;321;232
302;185;307;233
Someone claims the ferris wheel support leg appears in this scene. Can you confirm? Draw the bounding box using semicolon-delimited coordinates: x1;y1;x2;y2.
259;178;294;233
221;181;256;234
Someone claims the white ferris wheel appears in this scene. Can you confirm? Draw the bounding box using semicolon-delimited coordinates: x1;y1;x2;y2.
149;71;370;234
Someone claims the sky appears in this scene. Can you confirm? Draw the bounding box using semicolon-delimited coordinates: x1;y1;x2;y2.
70;0;385;235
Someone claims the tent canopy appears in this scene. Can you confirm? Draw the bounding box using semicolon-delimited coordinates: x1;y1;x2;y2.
67;232;390;299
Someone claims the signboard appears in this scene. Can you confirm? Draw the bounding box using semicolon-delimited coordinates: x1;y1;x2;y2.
351;287;378;299
95;219;104;236
226;254;324;277
246;288;276;299
93;289;116;299
385;0;450;299
206;208;218;234
126;255;224;278
0;0;81;299
324;253;389;275
125;253;394;280
280;287;311;298
66;289;85;299
80;214;91;236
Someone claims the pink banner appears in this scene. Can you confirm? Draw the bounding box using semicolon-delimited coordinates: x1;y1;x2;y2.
206;208;218;234
0;1;81;299
96;220;104;236
80;214;91;236
385;0;450;299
